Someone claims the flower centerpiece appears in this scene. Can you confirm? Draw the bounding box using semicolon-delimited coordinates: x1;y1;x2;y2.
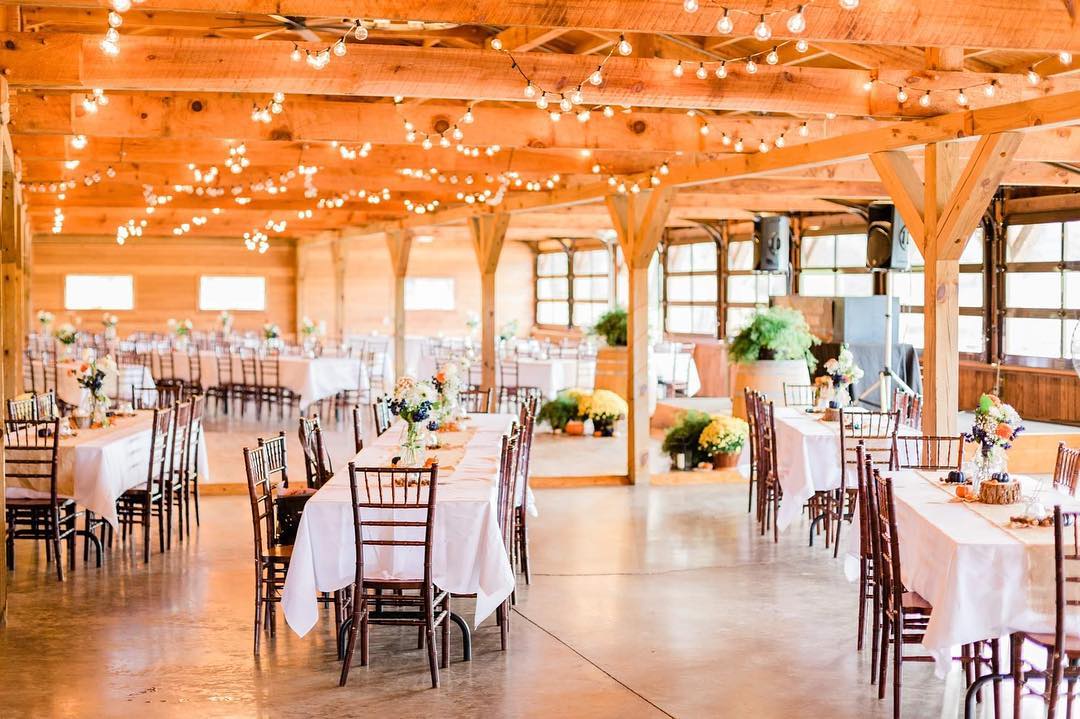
388;377;440;466
219;310;234;335
661;410;713;470
167;318;193;348
102;312;119;340
37;310;54;333
699;415;750;468
432;356;470;428
821;344;863;409
70;354;117;427
54;323;78;358
587;389;627;437
465;311;480;338
263;322;281;349
300;316;323;354
498;319;519;346
963;393;1025;493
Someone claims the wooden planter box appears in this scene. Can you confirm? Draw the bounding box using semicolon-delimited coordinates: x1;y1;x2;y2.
731;359;812;419
594;346;629;398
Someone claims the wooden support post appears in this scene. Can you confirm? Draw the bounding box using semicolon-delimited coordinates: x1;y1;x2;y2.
329;235;348;342
1;171;23;403
605;187;675;485
294;241;308;339
385;229;413;381
871;133;1021;435
0;76;12;623
468;213;510;392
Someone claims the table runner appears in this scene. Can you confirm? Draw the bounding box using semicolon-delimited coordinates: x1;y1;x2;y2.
282;413;519;637
34;360;155;407
4;411;211;527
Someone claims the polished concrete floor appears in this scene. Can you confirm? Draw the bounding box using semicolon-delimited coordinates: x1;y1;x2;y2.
0;416;1005;718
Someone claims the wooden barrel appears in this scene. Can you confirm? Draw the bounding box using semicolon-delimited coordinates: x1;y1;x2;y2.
594;346;628;397
731;359;812;419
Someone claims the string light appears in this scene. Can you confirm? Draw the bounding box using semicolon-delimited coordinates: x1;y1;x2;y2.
716;9;734;33
753;15;772;41
673;61;685;78
70;135;88;150
80;88;109;114
251;92;285;123
1059;51;1073;65
688;1;857;38
617;35;633;56
52;208;64;234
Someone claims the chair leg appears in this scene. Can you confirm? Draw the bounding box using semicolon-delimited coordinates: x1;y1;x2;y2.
66;511;77;571
878;616;890;699
440;595;450;669
892;615;902;719
193;477;201;527
143;502;152;563
339;609;360;686
1012;634;1024;719
857;558;867;651
51;510;65;582
253;572;263;655
870;582;880;685
518;508;531;585
360;611;369;667
498;602;508;651
425;595;440;688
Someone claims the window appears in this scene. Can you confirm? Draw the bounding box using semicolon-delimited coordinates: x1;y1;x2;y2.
404;277;456;311
725;239;787;338
894;228;985;354
798;233;874;298
664;241;718;335
1002;221;1080;361
64;274;134;310
534;247;611;328
198;275;266;311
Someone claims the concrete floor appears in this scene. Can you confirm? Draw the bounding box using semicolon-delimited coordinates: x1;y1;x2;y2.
0;416;1000;718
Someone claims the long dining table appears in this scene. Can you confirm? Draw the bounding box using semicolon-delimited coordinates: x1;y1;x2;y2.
281;413;520;640
845;470;1080;677
3;411;211;528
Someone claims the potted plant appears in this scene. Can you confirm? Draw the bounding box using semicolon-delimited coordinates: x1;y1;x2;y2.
587;389;627;437
591;308;627;347
729;307;819;419
591;308;629;398
661;410;713;469
537;393;580;433
698;415;749;469
563;388;591;436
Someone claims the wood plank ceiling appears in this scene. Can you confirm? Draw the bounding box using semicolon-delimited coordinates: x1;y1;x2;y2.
1;0;1078;247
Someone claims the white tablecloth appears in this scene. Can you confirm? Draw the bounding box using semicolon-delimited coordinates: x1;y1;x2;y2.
845;470;1080;675
415;355;579;399
4;411;211;528
157;351;365;409
652;351;702;397
774;407;915;529
282;413;520;636
45;361;155;407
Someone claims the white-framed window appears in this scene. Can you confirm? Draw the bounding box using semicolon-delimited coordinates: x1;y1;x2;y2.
198;275;266;311
404;277;456;311
64;274;134;310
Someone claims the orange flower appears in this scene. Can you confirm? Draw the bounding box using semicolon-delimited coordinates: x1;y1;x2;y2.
995;423;1013;439
435;371;446;383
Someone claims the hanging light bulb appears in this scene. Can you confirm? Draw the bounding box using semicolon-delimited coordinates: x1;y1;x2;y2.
758;139;770;153
716;9;734;34
651;175;661;186
714;61;728;79
659;163;670;176
673;61;684;78
549;111;562;122
839;0;859;8
896;87;908;103
290;45;302;62
589;70;603;86
439;135;451;148
699;123;710;136
721;133;732;146
332;40;347;57
1026;67;1041;85
787;6;807;33
766;47;779;65
695;62;708;79
592;163;601;174
524;83;537;98
745;59;758;74
734;138;744;152
984;80;997;98
862;78;874;92
795;39;809;53
603;105;615;118
536;95;549;110
956;88;968;106
683;0;699;12
919;91;932;107
1059;51;1073;65
798;122;810;137
618;35;633;56
753;15;772;41
774;133;786;148
571;88;584;104
559;96;573;112
107;11;123;27
70;134;87;150
354;24;368;41
421;137;433;150
463;108;475;123
110;0;131;11
577;110;591;122
490;38;503;51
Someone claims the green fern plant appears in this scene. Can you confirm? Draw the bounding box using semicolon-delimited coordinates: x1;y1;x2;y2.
729;307;819;370
591;308;627;347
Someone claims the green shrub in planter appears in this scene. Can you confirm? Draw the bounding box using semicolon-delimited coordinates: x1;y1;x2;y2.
661;410;713;466
537;393;580;431
591;308;627;347
729;306;818;369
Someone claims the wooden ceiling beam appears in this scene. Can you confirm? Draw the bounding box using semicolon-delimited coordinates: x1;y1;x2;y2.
1;1;1075;52
3;33;1078;117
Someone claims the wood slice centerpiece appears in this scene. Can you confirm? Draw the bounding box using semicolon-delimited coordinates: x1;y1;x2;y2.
978;479;1022;505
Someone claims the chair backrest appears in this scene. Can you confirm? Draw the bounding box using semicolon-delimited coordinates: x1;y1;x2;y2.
146;406;174;497
516;405;536;501
297;415;333;489
1049;505;1080;703
258;430;289;488
754;396;779;484
3;418;61;503
839;409;899;487
351;405;364;454
854;444;875;561
499;385;542;415
6;395;37;420
744;387;759;473
215;347;235;385
497;428;522;552
1053;442;1080;495
893;435;964;471
36;390;58;419
243;445;279;558
892;387;923;430
372;396;393;437
239;350;259;386
187;348;202;387
497;356;519;388
188;394;205;478
782;382;817;409
868;469;903;623
169;400;193;479
346;463;439;585
157;350;176;381
460;387;493;414
258;355;280;388
132;384;182;410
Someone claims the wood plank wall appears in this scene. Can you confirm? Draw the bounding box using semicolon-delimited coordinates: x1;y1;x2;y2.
30;235;297;335
960;360;1080;425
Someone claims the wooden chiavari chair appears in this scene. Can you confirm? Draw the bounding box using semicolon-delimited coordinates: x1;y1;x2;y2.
35;390;58;420
351;405;365;454
184;347;203;395
116;407;173;563
131;384;184;410
497;355;520;399
340;462;447;688
258;353;301;419
298;416;334;489
744;387;760;515
495;427;522;641
459;387;493;414
498;385;543;416
243;445;293;654
4;418;97;580
854;445;881;682
372;396;393;437
1052;442;1080;496
893;435;964;472
184;395;206;532
783;382;818;409
363;338;389;397
658;343;695;398
1010;506;1080;719
208;347;236;414
754;396;781;543
513;401;537;585
6;395;37;420
892;387;923;430
238;348;261;417
163;400;192;546
156;350;184;391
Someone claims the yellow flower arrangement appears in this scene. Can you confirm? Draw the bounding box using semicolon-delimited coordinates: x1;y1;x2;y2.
562;388;592;420
698;414;749;456
587;389;628;422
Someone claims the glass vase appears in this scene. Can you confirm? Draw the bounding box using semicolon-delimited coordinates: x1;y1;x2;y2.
399;421;425;467
91;393;111;428
829;381;850;408
968;445;1005;494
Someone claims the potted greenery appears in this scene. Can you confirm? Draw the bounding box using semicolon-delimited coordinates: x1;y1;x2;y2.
587;389;627;437
698;415;749;468
537;392;580;433
563;388;591;435
590;308;629;398
591;308;627;347
661;410;713;469
729;307;818;418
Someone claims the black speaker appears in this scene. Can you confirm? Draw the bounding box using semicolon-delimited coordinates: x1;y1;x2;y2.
753;215;790;272
866;204;911;270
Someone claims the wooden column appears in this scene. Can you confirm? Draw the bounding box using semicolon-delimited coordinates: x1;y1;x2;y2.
329;235;348;342
0;76;12;624
468;213;510;392
294;240;308;339
1;176;23;403
872;132;1021;435
605;188;675;484
385;229;413;380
